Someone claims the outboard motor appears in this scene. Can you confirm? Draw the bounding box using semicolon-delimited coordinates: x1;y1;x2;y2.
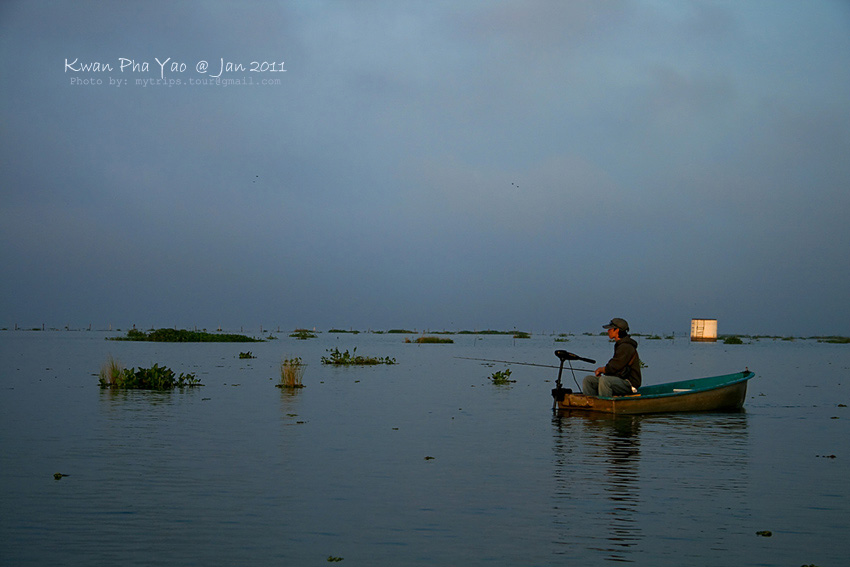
551;350;595;407
552;350;596;409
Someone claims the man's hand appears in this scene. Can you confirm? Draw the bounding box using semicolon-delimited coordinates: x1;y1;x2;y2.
594;367;605;377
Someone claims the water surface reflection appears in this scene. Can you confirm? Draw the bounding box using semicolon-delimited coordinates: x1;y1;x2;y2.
551;411;750;564
552;412;643;562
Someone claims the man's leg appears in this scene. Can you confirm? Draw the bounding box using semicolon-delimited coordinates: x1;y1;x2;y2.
598;375;632;397
582;375;600;396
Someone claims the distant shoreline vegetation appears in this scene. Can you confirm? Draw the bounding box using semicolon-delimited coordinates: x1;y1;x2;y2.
407;336;454;344
457;330;519;335
6;326;848;344
289;329;317;340
110;328;263;342
816;336;850;344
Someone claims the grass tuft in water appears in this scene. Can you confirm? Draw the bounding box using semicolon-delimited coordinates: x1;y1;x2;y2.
98;355;124;386
277;357;306;388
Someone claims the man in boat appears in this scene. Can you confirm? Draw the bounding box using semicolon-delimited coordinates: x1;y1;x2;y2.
582;318;642;397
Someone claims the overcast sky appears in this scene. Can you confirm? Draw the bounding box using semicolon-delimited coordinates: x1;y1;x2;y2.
2;1;849;335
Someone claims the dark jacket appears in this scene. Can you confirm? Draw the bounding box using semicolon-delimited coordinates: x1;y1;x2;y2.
604;336;641;388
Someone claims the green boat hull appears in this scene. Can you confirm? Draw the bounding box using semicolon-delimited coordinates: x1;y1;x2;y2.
554;370;755;415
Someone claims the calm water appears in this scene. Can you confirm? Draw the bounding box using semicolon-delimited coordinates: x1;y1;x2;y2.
1;330;848;566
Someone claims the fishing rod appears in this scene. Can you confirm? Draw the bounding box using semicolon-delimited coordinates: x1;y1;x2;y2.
457;351;597;410
455;351;596;374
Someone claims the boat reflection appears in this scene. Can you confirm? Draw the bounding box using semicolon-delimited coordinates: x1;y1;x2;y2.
550;410;750;563
552;412;643;562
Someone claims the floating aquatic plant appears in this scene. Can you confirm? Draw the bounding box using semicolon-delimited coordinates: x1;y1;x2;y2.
488;368;514;385
239;351;256;359
98;361;202;390
321;347;396;366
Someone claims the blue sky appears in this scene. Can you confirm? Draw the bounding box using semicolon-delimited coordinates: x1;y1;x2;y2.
2;1;849;335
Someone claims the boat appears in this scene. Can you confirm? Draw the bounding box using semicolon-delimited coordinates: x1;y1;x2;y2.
549;350;754;414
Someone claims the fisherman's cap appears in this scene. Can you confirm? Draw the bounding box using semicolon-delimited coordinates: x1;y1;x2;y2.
603;318;629;332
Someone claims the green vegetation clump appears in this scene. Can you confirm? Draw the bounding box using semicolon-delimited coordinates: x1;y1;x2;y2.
411;336;454;344
387;329;415;334
328;328;359;334
321;347;396;366
456;329;529;336
512;331;531;339
816;336;850;344
239;351;255;359
98;361;201;389
289;329;317;340
723;336;744;345
477;330;513;335
488;368;515;384
277;357;306;388
112;328;262;342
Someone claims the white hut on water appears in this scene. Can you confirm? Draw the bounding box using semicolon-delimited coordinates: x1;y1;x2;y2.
690;319;718;342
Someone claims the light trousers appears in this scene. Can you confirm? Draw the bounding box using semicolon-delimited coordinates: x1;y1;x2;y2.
582;374;632;397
